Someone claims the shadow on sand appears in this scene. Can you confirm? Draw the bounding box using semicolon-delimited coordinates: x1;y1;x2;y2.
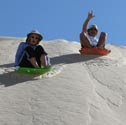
50;53;100;65
0;71;41;87
0;53;100;87
0;63;42;87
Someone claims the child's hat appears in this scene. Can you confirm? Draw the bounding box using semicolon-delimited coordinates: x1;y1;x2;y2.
27;30;43;41
88;24;98;31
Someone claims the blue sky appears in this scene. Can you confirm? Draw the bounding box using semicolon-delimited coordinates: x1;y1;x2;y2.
0;0;126;45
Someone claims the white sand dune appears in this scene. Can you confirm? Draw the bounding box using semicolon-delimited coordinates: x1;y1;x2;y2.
0;37;126;125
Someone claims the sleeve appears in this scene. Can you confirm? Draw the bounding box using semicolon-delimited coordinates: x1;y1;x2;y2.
14;42;25;66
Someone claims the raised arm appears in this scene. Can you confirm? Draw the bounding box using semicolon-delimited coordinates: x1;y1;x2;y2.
82;10;95;33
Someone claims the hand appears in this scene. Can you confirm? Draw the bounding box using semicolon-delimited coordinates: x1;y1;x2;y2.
87;10;95;20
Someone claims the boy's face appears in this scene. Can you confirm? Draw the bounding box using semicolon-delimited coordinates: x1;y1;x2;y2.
28;34;40;45
88;28;98;37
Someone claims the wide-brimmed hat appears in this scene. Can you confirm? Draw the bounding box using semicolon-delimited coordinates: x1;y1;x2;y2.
87;24;98;31
27;30;43;41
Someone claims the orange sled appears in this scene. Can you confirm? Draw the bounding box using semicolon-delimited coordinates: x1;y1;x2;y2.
79;48;111;55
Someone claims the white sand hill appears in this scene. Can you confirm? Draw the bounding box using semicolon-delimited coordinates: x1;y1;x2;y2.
0;37;126;125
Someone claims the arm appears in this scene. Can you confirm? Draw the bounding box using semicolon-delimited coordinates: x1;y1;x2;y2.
15;42;25;66
82;10;95;33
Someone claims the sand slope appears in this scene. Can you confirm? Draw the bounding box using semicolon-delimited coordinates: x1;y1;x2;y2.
0;37;126;125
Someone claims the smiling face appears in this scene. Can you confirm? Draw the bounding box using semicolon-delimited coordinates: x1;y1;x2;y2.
87;28;98;37
27;33;40;45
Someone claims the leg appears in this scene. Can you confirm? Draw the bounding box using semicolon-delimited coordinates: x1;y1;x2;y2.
40;55;46;67
30;57;39;68
80;32;92;48
35;45;49;67
25;46;39;68
19;55;34;68
97;32;106;48
40;55;51;68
